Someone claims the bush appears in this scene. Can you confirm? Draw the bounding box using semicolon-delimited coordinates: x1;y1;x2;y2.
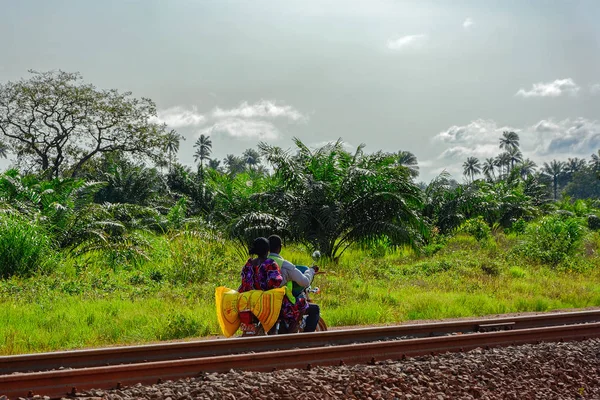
520;215;585;266
508;266;527;278
587;214;600;231
0;214;55;278
456;217;491;242
509;218;527;235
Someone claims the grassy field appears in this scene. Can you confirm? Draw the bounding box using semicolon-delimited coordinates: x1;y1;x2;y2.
1;231;600;355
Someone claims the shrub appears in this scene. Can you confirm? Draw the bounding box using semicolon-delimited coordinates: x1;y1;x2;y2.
457;217;491;242
587;214;600;231
520;215;585;266
508;266;527;278
510;218;527;235
160;312;209;340
0;214;55;278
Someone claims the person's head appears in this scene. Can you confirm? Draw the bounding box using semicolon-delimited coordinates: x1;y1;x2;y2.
268;234;282;254
249;237;270;258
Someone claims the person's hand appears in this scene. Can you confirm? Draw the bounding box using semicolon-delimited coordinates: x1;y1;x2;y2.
312;265;319;273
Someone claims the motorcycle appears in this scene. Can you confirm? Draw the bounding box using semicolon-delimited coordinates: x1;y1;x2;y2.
240;251;327;336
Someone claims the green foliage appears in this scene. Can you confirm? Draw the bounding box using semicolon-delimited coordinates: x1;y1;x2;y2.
0;70;171;179
457;216;491;242
509;218;527;235
160;312;209;340
509;266;527;278
167;198;187;229
255;138;426;259
0;213;55;278
519;215;585;266
588;214;600;231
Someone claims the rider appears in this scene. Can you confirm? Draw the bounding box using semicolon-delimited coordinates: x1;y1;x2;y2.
239;237;306;333
268;235;321;333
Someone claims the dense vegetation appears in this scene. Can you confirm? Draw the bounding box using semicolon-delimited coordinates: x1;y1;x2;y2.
1;71;599;354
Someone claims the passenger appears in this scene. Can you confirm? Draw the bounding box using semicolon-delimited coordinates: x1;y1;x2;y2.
238;236;305;333
268;235;320;333
238;237;283;292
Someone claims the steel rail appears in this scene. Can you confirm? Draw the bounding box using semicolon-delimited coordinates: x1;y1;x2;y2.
2;309;599;376
1;322;599;399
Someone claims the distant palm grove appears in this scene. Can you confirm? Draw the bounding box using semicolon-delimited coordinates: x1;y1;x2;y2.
1;71;599;278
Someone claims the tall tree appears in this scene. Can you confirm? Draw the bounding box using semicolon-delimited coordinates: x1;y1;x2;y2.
164;130;183;172
519;158;537;179
565;157;587;176
193;134;212;175
495;152;511;179
396;150;419;178
507;146;523;170
208;158;222;172
242;148;261;172
463;157;481;182
542;160;565;200
223;154;245;175
0;70;170;179
482;158;496;181
499;131;520;152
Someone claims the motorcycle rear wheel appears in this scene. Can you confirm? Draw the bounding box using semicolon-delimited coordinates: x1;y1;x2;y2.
315;317;328;331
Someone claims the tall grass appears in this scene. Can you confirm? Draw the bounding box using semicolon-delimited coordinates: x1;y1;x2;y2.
1;230;600;355
0;213;55;278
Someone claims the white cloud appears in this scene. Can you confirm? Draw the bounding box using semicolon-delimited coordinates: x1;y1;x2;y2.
439;144;500;160
312;140;356;153
590;83;600;95
199;118;280;140
426;117;600;181
386;34;427;50
531;118;600;156
155;100;305;141
152;106;206;128
212;100;305;121
463;17;474;29
434;119;517;145
515;78;580;98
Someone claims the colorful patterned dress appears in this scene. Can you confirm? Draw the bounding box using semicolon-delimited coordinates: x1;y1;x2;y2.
238;257;308;328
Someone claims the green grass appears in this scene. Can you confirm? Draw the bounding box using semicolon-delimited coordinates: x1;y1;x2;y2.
1;231;600;355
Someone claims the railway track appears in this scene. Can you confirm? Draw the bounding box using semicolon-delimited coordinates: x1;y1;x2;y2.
1;310;599;399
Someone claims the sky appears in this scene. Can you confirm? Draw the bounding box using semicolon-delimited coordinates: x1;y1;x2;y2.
1;0;600;182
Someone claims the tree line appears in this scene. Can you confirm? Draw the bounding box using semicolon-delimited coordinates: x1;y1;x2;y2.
1;70;599;266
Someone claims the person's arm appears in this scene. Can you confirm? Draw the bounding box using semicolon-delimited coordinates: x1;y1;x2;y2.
282;260;315;288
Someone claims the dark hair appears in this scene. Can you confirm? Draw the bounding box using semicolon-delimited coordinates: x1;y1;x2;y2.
268;235;282;253
249;237;270;257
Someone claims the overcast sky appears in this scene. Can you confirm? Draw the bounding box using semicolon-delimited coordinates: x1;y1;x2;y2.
1;0;600;182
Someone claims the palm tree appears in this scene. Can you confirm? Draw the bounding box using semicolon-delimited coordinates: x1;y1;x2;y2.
565;157;587;175
482;158;496;181
495;152;511;179
193;134;212;176
254;138;424;259
243;148;261;172
208;158;222;172
519;158;537;179
499;131;520;152
507;147;523;171
542;160;565;200
396;150;419;178
463;157;481;182
223;154;245;175
163;130;182;172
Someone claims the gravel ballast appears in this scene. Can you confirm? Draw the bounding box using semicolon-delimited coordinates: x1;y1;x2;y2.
52;338;600;400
